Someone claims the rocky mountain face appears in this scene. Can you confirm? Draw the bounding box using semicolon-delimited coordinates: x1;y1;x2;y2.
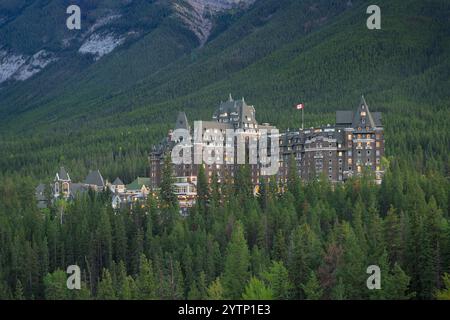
174;0;256;45
0;0;256;85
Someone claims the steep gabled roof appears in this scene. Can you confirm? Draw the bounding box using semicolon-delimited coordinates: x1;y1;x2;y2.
35;183;46;202
84;170;105;187
70;183;88;197
213;94;257;126
372;112;382;127
352;95;376;128
57;167;70;181
175;112;189;131
336;96;382;128
112;177;124;186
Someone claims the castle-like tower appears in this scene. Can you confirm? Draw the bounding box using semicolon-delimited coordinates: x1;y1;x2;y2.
149;94;275;188
277;96;384;184
149;95;385;188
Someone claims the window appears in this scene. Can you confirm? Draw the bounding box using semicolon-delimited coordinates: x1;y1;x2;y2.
348;134;352;140
376;141;381;148
348;158;352;165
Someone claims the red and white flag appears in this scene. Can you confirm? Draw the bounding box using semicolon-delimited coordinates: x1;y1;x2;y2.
296;103;304;110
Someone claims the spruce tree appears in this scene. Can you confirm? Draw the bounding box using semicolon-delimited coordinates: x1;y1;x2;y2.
261;261;293;299
136;254;156;299
97;269;116;300
302;271;323;300
207;278;224;300
222;221;250;299
242;277;274;300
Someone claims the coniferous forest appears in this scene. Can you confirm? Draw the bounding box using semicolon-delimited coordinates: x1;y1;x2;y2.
0;156;449;300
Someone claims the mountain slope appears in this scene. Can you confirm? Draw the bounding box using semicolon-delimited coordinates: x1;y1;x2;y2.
0;0;449;180
0;0;358;132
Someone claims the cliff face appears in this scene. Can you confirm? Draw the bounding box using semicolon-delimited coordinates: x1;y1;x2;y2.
0;0;256;85
174;0;256;45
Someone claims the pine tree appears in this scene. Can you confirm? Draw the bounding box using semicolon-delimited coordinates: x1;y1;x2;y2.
113;213;127;263
222;221;250;299
97;269;116;300
197;165;209;213
207;278;224;300
182;246;194;292
331;277;346;300
136;254;156;299
287;154;302;213
301;271;323;300
383;206;403;264
335;222;367;299
14;280;25;300
160;155;177;208
317;243;342;299
288;223;322;299
116;261;132;300
242;277;274;300
97;208;113;270
261;261;293;299
43;270;69;300
368;251;412;300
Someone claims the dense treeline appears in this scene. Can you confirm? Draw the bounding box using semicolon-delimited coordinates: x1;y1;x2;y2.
0;156;448;300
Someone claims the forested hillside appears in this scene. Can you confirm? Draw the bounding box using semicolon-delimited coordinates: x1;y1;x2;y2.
0;0;449;182
0;161;449;299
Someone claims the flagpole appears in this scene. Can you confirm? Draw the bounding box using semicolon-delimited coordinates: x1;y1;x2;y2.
302;106;304;131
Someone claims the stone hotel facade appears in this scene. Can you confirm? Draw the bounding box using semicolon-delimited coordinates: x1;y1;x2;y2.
149;95;385;189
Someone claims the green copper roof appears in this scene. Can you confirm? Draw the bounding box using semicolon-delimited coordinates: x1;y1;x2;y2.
127;177;151;190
